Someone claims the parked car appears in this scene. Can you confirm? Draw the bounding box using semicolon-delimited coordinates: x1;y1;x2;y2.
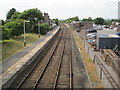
109;26;113;29
88;34;96;39
94;25;103;30
87;33;97;39
87;28;97;33
104;25;109;28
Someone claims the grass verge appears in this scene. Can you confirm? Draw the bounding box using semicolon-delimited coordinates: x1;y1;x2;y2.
2;33;42;62
69;26;103;88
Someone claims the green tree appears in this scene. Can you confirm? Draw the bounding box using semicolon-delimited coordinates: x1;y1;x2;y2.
18;8;44;32
2;27;10;40
40;24;48;35
6;8;16;20
11;12;21;20
104;20;112;25
94;17;105;25
3;19;30;38
64;16;79;24
82;17;93;21
0;19;5;25
73;16;79;21
53;19;59;25
18;8;44;23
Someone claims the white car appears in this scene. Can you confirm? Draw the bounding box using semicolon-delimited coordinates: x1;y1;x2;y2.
87;33;97;39
87;33;97;37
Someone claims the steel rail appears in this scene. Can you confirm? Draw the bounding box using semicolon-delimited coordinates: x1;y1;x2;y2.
69;28;73;90
16;29;63;90
53;27;66;90
32;28;64;90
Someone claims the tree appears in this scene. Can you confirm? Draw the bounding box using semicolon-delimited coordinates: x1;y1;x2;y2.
39;24;48;35
18;8;44;23
64;16;79;24
53;19;59;25
2;27;10;40
11;12;21;20
6;8;16;20
18;8;44;32
104;20;112;25
3;19;30;38
0;19;5;25
82;17;93;22
73;16;79;21
94;17;105;25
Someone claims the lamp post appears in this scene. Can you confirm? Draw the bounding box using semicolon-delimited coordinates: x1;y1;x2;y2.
38;21;40;38
38;20;43;38
23;20;30;47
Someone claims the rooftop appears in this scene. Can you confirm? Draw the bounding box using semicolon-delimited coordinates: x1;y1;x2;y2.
98;34;120;38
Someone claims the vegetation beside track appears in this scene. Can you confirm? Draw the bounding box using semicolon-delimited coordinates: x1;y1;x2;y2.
69;26;103;88
2;33;41;62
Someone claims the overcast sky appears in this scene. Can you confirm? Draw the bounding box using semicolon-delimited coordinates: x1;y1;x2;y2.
0;0;119;20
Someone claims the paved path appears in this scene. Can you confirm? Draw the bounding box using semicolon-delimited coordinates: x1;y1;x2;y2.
1;27;59;75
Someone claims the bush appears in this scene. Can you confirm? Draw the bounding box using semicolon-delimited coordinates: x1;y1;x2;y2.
44;24;51;31
33;24;51;34
2;27;10;40
53;19;59;25
40;24;48;35
34;24;50;35
3;19;30;38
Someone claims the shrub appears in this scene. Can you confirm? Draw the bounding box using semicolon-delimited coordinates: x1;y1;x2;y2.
3;19;30;38
40;24;48;35
2;27;10;40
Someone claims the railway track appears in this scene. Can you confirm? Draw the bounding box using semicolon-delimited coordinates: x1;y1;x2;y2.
53;27;73;89
9;24;73;89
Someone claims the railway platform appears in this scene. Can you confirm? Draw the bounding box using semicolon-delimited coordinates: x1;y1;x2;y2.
0;26;60;88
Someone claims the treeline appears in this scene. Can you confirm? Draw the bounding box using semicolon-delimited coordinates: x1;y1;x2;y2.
81;17;120;25
1;8;55;40
62;16;79;24
62;16;120;25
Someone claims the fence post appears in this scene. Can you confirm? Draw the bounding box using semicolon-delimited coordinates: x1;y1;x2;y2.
100;67;103;79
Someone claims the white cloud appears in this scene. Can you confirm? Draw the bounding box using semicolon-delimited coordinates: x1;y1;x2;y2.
0;0;119;20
